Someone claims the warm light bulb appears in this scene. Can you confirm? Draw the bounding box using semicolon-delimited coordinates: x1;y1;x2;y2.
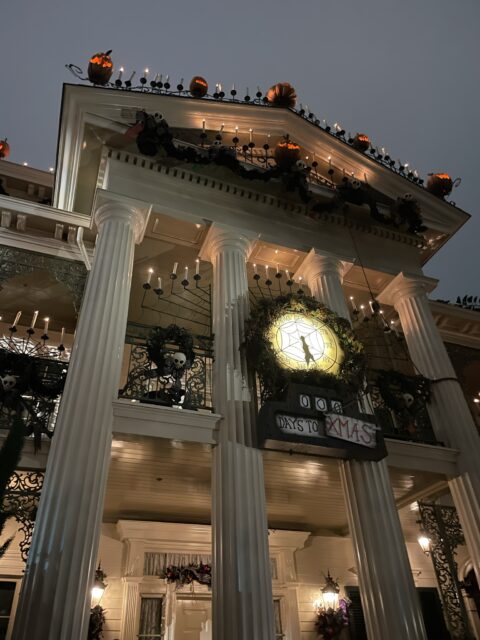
417;534;431;555
91;586;105;601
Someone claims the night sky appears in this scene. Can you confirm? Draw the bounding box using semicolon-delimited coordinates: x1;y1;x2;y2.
1;0;479;299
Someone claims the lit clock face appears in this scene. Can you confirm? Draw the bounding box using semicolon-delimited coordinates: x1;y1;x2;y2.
267;312;344;375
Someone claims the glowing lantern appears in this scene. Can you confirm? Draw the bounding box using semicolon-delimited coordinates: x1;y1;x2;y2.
87;50;114;86
91;564;107;606
320;572;340;610
417;530;432;556
189;76;208;98
352;133;370;152
426;173;460;198
266;82;297;108
0;139;10;160
274;135;301;169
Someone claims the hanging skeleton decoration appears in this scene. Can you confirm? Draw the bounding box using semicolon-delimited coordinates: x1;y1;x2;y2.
0;374;17;391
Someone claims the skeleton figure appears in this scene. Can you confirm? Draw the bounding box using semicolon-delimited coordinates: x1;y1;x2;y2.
172;352;187;370
402;392;415;408
0;374;17;391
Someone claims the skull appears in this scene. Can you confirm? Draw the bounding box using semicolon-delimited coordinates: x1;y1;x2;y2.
402;392;415;408
172;352;187;370
351;179;362;190
403;193;414;202
295;159;306;171
1;374;17;391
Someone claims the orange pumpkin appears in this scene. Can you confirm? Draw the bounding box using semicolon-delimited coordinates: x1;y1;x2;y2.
0;139;10;159
352;133;370;152
426;173;455;198
274;136;301;169
88;50;114;86
266;82;297;108
189;76;208;98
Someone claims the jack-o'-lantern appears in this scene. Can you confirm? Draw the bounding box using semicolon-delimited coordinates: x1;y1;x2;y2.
0;139;10;159
274;136;301;169
266;82;297;108
426;173;459;198
352;133;370;152
88;50;114;86
189;76;208;98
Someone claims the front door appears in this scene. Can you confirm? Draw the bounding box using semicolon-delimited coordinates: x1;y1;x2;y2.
174;598;212;640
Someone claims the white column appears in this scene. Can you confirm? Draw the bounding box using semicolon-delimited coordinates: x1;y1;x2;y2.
297;249;351;320
120;578;142;640
379;272;480;584
13;194;150;640
302;252;427;640
200;225;275;640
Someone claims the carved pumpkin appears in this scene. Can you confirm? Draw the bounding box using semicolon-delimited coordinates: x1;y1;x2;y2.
266;82;297;108
274;136;301;169
426;173;458;198
189;76;208;98
0;139;10;159
88;50;114;86
352;133;370;152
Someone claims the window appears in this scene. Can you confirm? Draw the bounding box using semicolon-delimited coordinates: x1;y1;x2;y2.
0;582;16;640
274;599;284;640
138;597;164;639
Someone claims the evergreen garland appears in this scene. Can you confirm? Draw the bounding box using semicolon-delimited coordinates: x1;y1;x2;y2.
244;294;365;400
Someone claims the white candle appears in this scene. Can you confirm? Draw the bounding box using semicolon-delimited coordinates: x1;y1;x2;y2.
286;270;290;280
359;305;366;320
147;268;153;285
219;123;224;133
165;74;169;83
118;67;124;80
195;259;200;275
13;311;21;327
157;276;162;290
276;264;279;274
30;310;39;329
172;262;178;275
349;296;357;311
218;83;222;92
60;327;65;344
265;265;269;278
253;263;257;274
249;128;253;143
144;68;149;78
44;317;50;334
328;156;332;168
154;73;160;82
202;119;206;133
184;266;189;281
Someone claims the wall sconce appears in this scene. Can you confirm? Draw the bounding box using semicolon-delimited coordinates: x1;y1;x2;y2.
417;529;432;556
314;571;340;612
91;563;108;607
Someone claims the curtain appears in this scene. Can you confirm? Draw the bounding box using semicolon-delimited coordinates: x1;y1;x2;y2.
144;553;212;576
138;597;163;637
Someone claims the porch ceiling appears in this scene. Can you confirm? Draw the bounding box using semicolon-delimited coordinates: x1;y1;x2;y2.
104;433;447;539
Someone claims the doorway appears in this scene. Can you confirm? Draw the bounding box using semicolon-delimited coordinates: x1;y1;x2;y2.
174;597;212;640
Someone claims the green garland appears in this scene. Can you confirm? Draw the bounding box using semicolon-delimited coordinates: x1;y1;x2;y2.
244;294;365;400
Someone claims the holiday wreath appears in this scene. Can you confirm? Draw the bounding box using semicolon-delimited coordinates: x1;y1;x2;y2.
244;294;365;400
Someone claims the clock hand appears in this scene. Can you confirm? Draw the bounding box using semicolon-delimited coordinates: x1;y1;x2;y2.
300;335;314;366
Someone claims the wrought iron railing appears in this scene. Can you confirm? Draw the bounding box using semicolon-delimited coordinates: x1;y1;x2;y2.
0;348;69;448
368;371;438;445
119;332;214;411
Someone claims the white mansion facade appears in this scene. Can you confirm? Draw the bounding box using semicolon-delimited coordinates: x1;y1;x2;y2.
0;78;480;640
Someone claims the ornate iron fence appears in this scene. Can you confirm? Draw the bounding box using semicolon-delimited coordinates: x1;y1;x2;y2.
119;334;214;411
368;371;438;445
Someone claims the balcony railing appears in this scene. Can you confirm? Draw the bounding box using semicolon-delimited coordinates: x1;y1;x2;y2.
119;331;214;412
368;371;438;445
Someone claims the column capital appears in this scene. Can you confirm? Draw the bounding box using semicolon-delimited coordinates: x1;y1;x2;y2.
296;248;354;287
378;272;438;307
199;223;259;263
93;190;152;244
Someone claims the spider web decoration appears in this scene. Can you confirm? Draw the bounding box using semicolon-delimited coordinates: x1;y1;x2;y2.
273;317;326;368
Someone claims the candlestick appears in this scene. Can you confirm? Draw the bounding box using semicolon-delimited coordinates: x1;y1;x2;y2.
253;263;258;275
44;317;50;334
202;120;206;134
349;296;358;312
117;67;124;81
30;310;39;330
154;73;160;83
60;327;65;344
172;262;178;275
328;156;332;168
276;264;279;274
12;311;21;327
195;259;200;275
286;269;290;280
359;305;366;321
144;68;149;79
127;70;136;83
184;266;189;281
249;128;253;143
265;265;269;278
157;277;162;290
146;268;153;285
